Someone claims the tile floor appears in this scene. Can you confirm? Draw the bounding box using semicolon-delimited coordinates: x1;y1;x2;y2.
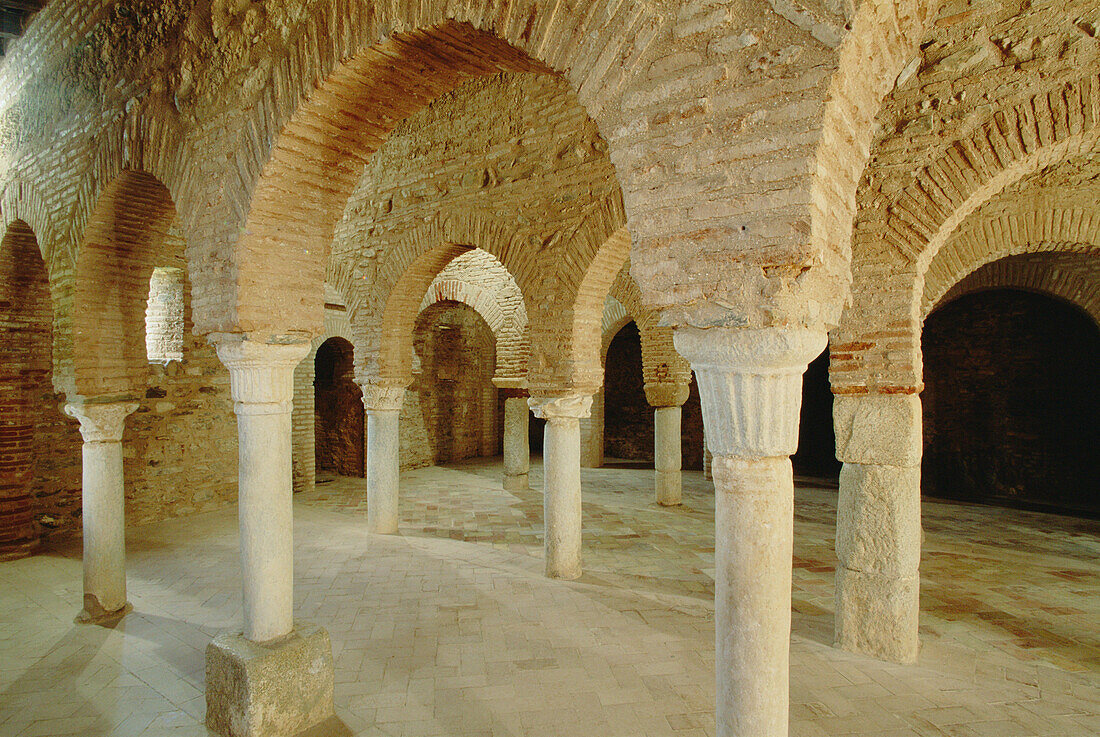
0;457;1097;736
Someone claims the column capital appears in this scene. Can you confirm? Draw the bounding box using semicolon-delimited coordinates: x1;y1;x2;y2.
673;327;826;458
211;336;310;411
529;394;592;421
64;400;139;443
360;383;405;412
644;381;690;408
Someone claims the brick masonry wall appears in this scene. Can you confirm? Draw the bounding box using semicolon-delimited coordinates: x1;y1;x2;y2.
403;302;499;467
922;289;1100;516
26;277;238;539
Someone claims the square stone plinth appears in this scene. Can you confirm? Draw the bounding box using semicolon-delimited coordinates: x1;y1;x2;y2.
206;621;334;737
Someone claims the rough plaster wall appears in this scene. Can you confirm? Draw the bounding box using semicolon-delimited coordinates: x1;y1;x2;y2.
838;0;1100;393
922;289;1100;516
404;301;498;467
937;252;1100;326
336;70;622;394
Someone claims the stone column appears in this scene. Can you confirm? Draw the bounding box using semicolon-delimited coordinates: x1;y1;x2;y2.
674;327;825;737
646;382;689;506
653;406;682;505
530;394;592;580
207;337;333;737
703;442;713;480
833;394;922;663
215;339;309;641
362;384;404;534
501;389;530;491
64;398;139;623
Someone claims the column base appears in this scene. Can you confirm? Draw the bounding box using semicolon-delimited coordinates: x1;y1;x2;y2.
503;472;529;491
656;470;681;506
75;595;131;625
834;566;919;664
206;621;335;737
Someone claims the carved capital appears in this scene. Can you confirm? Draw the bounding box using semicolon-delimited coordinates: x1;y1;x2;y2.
360;383;405;412
529;394;592;422
65;400;139;443
644;381;690;408
212;336;310;413
673;327;826;458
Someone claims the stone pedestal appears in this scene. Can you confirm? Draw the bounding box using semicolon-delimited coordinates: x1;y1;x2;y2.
530;394;591;580
654;405;682;506
362;384;404;534
502;393;530;491
206;621;334;737
833;394;923;663
675;327;825;737
209;337;333;737
65;398;139;623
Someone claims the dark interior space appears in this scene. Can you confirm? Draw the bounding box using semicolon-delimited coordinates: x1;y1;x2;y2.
602;322;705;468
922;289;1100;517
314;337;364;477
792;348;842;481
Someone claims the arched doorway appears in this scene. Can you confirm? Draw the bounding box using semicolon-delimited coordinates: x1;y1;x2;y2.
411;301;497;465
923;289;1100;516
314;337;364;477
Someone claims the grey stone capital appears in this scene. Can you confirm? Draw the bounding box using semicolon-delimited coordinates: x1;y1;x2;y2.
673;327;826;458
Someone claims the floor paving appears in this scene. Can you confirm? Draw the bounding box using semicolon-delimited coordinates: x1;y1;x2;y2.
1;457;1097;736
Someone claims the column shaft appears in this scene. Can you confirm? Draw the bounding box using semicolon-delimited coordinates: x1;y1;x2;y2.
714;456;792;736
65;400;138;621
543;416;582;579
502;396;530;490
236;404;295;641
531;394;591;580
366;409;401;534
654;405;682;505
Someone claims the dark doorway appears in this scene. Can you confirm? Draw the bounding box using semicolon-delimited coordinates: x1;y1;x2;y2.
314;337;364;477
922;289;1100;517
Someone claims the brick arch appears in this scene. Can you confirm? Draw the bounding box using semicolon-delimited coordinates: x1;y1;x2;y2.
837;80;1100;393
58;105;193;275
922;207;1100;319
69;169;180;398
0;218;52;558
558;225;632;397
419;279;528;384
600;297;631;362
933;252;1100;329
0;182;55;270
808;0;937;314
199;0;660;339
607;259;691;397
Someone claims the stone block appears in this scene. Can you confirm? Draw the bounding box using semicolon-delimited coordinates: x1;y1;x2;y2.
833;394;922;466
834;566;919;664
206;622;334;737
836;463;921;575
